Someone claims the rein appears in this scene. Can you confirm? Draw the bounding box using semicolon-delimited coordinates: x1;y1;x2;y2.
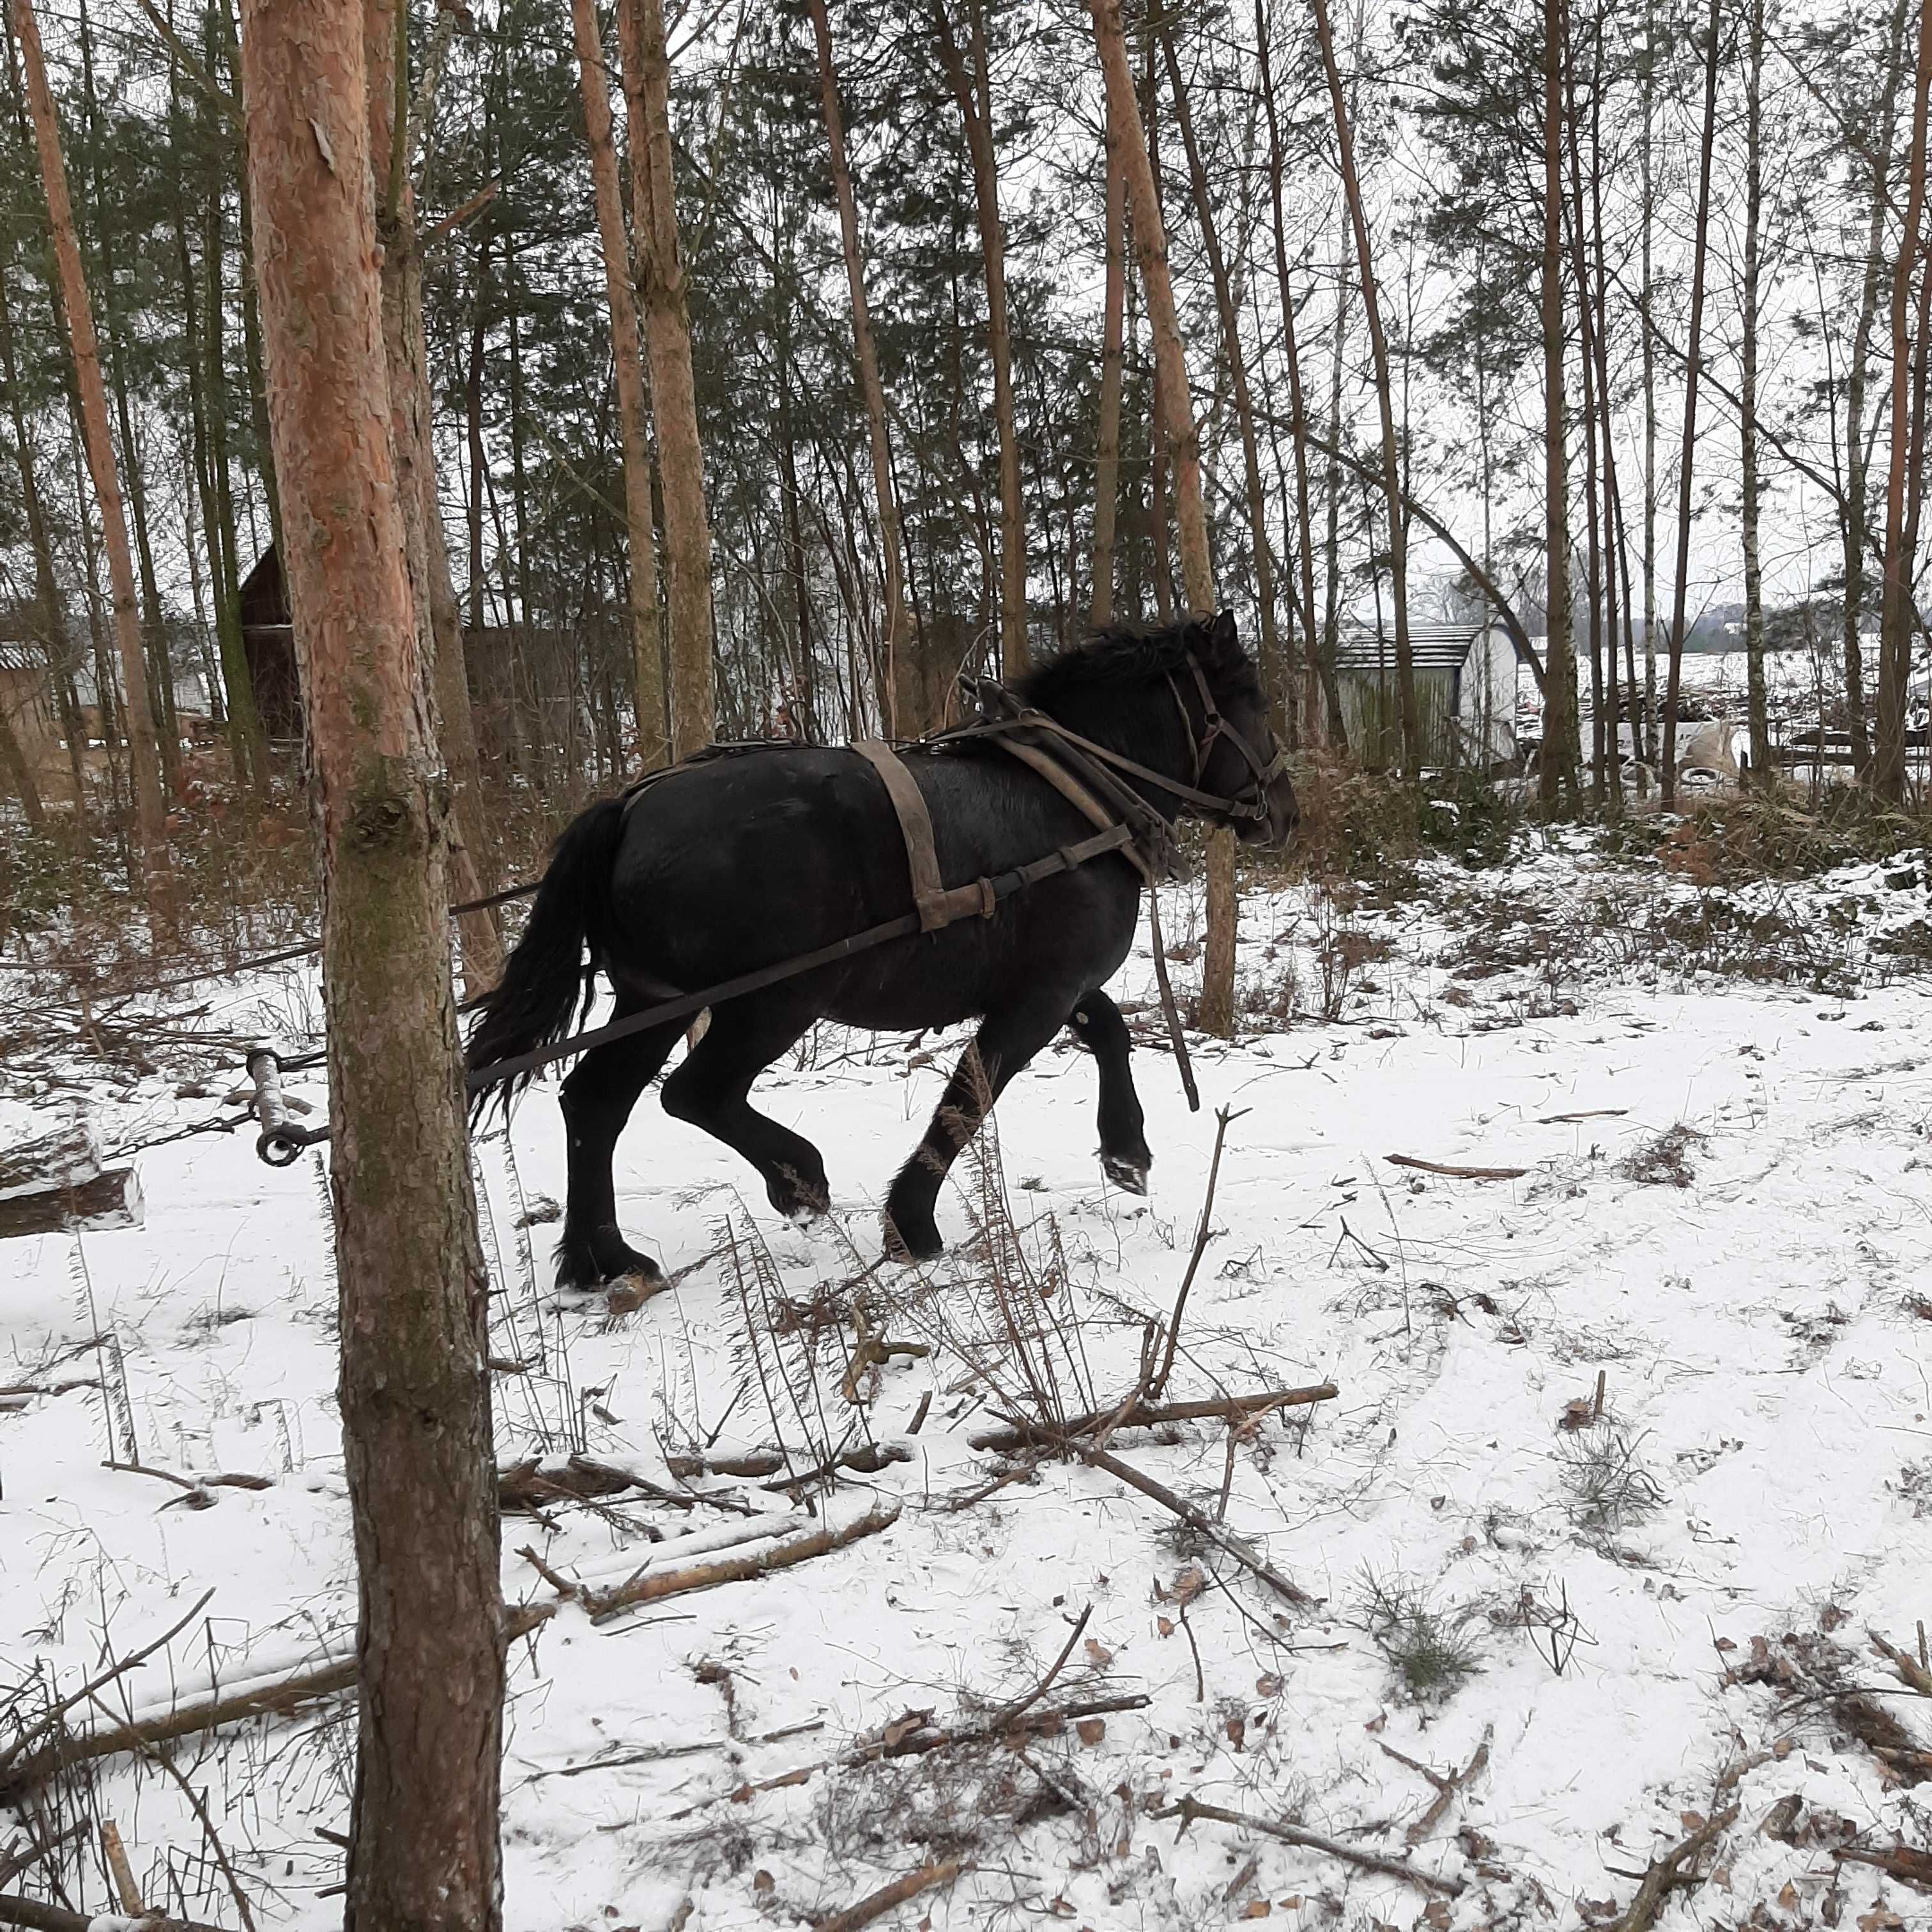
247;649;1275;1158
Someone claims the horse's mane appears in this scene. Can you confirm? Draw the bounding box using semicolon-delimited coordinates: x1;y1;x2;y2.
1015;615;1260;711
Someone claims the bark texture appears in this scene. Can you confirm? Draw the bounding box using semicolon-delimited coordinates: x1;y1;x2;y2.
1539;0;1579;805
13;0;171;901
618;0;714;759
1312;0;1416;776
1090;96;1125;629
935;0;1028;678
571;0;666;769
237;0;505;1925
1876;0;1932;802
807;0;912;730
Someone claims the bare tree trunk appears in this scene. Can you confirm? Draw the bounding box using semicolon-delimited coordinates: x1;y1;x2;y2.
367;0;502;994
1843;0;1912;781
618;0;714;758
1660;0;1723;810
1537;0;1579;808
0;251;61;819
1876;0;1932;802
570;0;666;770
806;0;912;732
1257;0;1319;748
1563;40;1604;804
1740;0;1770;788
1161;27;1283;740
1091;93;1125;629
935;0;1027;677
1311;0;1416;777
13;0;171;916
238;4;504;1929
1639;0;1657;765
1086;0;1236;1040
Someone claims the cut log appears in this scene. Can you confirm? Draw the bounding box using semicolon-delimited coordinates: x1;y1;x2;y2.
0;1167;141;1239
0;1119;100;1202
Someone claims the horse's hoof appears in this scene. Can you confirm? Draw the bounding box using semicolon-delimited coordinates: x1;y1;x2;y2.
1102;1150;1151;1195
556;1225;663;1293
605;1267;670;1315
882;1209;942;1264
769;1167;832;1224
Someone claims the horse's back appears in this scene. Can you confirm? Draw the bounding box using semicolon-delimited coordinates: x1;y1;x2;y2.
602;741;1138;1025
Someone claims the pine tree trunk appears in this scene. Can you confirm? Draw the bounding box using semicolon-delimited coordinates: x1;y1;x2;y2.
618;0;714;760
1740;0;1770;789
1091;95;1125;629
1086;0;1236;1040
1256;0;1319;749
1639;0;1657;767
1875;0;1932;802
1661;0;1724;811
1845;0;1913;781
1312;0;1416;777
935;0;1027;677
806;0;912;733
1540;0;1578;808
1161;27;1283;742
0;252;65;815
237;2;504;1926
570;0;666;770
13;0;172;916
1563;47;1604;803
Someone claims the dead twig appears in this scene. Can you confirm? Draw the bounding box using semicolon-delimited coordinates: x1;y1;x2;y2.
1155;1793;1462;1896
100;1821;141;1914
1378;1724;1493;1844
968;1384;1337;1455
814;1859;966;1932
1870;1627;1932;1698
1152;1106;1246;1396
1384;1153;1529;1181
585;1498;900;1625
1082;1443;1314;1607
989;1605;1091;1728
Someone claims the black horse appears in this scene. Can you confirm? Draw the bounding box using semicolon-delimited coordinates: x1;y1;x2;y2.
467;611;1298;1287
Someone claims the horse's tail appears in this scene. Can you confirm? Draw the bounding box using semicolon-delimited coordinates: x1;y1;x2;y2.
464;793;629;1111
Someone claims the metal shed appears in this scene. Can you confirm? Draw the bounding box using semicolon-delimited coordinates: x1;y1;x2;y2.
1333;621;1518;772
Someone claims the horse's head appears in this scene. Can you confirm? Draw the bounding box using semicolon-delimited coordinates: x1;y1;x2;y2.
1178;610;1299;848
1017;612;1299;848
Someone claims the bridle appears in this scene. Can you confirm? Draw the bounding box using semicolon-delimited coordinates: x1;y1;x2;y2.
1160;649;1289;826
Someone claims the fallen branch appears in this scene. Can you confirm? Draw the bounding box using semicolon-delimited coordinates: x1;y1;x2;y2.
990;1607;1090;1729
1832;1843;1932;1888
1379;1724;1492;1844
758;1441;911;1493
585;1497;900;1625
1385;1154;1529;1181
969;1385;1337;1455
0;1603;552;1804
1870;1627;1932;1698
815;1859;965;1932
0;1896;230;1932
0;1587;214;1786
1600;1806;1738;1932
1082;1445;1314;1607
1154;1794;1462;1896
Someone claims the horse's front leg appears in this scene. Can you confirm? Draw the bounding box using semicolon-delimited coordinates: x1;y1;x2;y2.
1068;989;1151;1195
884;992;1075;1262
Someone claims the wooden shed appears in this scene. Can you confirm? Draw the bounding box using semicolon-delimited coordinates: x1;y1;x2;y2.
1334;621;1518;772
0;637;61;782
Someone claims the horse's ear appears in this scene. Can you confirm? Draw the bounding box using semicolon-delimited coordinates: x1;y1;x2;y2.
1207;609;1239;657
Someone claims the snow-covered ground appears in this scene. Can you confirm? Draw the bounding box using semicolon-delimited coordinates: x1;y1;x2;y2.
3;833;1930;1929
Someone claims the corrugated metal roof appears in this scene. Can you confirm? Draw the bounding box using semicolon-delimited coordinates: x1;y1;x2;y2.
0;641;47;673
1335;623;1486;672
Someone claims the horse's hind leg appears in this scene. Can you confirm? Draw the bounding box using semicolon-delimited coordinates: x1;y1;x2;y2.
884;991;1075;1262
1068;990;1151;1195
659;990;829;1219
556;1013;679;1289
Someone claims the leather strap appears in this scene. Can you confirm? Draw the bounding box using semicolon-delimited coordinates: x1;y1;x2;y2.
854;739;949;930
